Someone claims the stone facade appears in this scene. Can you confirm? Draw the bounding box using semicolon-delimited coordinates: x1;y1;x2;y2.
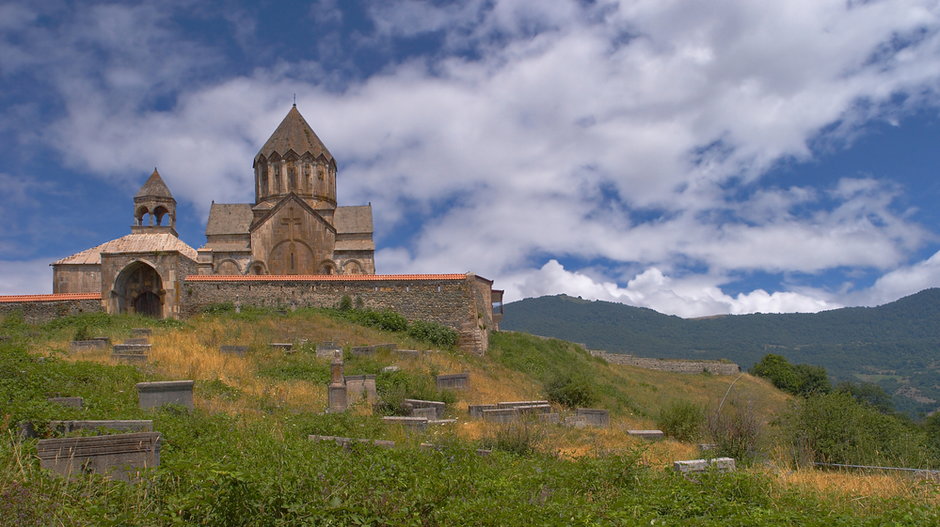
0;294;103;323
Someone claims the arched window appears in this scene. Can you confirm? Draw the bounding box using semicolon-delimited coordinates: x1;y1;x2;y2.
260;164;269;195
288;164;296;190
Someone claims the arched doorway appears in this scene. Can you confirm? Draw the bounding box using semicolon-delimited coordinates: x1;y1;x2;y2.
113;261;164;318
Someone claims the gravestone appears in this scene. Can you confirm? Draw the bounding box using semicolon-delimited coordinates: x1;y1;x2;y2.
37;432;161;481
395;349;420;358
468;404;498;418
497;400;549;409
69;338;110;352
350;345;375;356
124;337;150;345
112;343;151;362
538;413;561;424
411;406;438;419
220;345;248;356
328;352;347;412
315;342;342;359
270;342;293;352
132;328;152;337
673;457;736;474
374;343;396;353
136;380;194;410
47;396;83;409
403;399;446;419
576;408;609;427
428;419;457;426
48;420;153;434
516;404;552;415
344;374;378;406
382;365;400;373
627;430;665;441
382;416;428;432
482;408;518;424
435;373;469;390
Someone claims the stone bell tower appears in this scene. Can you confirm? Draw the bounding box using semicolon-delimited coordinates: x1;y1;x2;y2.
132;168;177;236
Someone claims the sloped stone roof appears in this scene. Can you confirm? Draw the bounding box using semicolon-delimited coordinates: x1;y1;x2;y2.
135;169;173;199
205;203;253;235
256;105;333;163
334;205;373;234
52;233;198;265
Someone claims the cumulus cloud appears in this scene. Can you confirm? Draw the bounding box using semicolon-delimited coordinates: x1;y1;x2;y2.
0;258;52;295
3;0;940;314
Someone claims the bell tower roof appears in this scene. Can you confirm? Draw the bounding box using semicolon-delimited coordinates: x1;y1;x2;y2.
255;105;334;163
135;168;174;200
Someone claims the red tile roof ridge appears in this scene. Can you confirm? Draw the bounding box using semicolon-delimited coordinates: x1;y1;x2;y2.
185;273;470;282
0;292;101;303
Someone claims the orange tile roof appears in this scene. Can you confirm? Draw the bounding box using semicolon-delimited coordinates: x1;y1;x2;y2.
0;293;101;303
185;273;470;282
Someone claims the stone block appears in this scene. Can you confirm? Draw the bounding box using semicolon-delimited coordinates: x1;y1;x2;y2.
315;342;342;358
468;404;498;419
47;396;83;409
220;345;248;356
538;413;561;424
48;420;153;434
435;373;469;390
136;380;194;410
673;457;736;474
131;328;153;337
411;406;438;419
382;416;428;432
270;342;293;352
429;419;457;425
124;337;150;345
37;432;161;481
516;404;552;415
309;435;396;449
374;343;396;353
328;384;348;412
111;343;151;362
344;374;378;406
482;408;518;424
497;400;549;409
382;365;400;373
350;345;375;356
69;338;110;352
576;408;609;427
403;398;446;419
627;430;664;441
395;349;420;358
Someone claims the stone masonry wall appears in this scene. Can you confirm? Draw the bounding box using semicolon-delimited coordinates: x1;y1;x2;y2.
180;275;493;354
0;298;103;324
591;350;741;375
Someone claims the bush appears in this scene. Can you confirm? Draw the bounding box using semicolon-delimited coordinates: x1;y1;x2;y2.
72;325;91;341
751;354;830;397
375;369;455;415
706;398;762;462
545;373;597;408
657;400;705;442
480;418;544;456
407;320;458;348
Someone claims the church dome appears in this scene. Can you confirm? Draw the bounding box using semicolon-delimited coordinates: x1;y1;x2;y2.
255;105;333;164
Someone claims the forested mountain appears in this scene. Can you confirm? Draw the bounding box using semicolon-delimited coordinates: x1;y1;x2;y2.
502;289;940;416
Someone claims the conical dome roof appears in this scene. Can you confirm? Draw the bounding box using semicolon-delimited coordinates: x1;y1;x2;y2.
135;168;173;199
256;105;333;162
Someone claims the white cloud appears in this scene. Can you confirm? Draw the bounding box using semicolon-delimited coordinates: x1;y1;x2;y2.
0;258;52;295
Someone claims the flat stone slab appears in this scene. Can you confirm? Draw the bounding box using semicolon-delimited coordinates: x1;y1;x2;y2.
497;400;549;408
483;408;518;423
395;349;420;358
123;337;150;345
37;432;161;481
516;404;552;415
576;408;610;427
350;345;376;356
112;353;149;363
627;430;665;440
48;420;153;434
382;416;429;432
411;406;438;419
374;343;396;353
136;380;194;410
468;404;498;418
47;396;83;408
70;339;110;352
435;373;469;390
112;343;151;354
428;419;457;425
309;435;396;449
382;365;400;373
674;457;736;474
538;413;561;424
270;342;293;352
403;399;446;419
131;328;153;337
345;374;378;406
220;345;249;356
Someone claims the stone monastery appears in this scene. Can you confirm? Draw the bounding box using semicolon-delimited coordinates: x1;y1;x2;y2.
1;106;502;353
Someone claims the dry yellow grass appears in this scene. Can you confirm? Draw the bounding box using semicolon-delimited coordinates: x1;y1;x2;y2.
768;466;940;507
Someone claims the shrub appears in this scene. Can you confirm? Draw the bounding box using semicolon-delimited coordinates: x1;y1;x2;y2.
706;398;762;462
72;325;91;341
407;320;459;348
375;369;455;415
751;354;830;397
480;418;544;456
545;373;597;408
338;295;353;311
657;400;705;442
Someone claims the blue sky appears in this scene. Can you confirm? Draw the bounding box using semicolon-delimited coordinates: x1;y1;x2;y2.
3;0;940;317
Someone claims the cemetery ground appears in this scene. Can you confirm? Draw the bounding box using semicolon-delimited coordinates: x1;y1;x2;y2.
1;308;938;526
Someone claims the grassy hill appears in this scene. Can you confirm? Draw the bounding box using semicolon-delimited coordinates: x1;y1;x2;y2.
1;308;937;525
501;290;940;416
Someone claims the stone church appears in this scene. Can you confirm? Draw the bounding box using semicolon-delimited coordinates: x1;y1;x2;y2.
51;105;377;318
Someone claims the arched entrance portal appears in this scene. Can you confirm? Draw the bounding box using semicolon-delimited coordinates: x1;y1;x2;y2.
113;261;164;318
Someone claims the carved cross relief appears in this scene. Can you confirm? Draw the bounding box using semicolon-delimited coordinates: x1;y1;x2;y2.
280;207;302;270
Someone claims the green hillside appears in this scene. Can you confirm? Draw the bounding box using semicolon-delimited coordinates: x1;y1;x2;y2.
501;289;940;416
